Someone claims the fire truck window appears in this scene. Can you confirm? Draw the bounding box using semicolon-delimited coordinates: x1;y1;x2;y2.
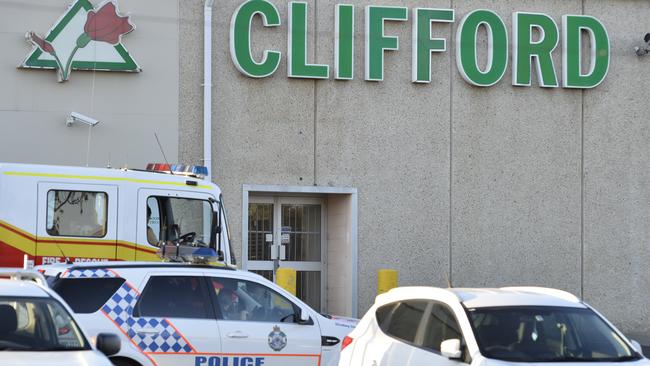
152;197;213;245
135;276;212;319
46;190;108;238
146;198;161;245
51;278;125;314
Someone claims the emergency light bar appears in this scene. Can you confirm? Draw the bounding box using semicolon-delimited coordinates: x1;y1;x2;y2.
145;163;209;179
158;245;223;266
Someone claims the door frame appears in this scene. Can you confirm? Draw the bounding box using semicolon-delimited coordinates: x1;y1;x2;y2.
242;185;359;317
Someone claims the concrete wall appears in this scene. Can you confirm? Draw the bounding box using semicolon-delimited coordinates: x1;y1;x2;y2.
327;194;353;316
178;0;650;337
0;0;179;168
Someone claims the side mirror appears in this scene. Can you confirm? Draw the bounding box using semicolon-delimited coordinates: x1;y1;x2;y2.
441;339;462;359
299;307;310;324
96;333;121;357
630;340;644;356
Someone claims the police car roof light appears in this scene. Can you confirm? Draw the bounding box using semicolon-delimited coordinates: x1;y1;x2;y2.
158;245;226;266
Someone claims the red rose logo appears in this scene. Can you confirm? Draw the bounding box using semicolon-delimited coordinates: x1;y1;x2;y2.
29;32;55;54
26;0;135;82
77;2;134;47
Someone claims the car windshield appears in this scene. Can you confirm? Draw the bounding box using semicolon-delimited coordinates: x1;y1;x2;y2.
0;297;90;352
468;306;640;363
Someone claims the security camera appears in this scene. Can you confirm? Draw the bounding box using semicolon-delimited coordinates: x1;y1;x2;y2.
66;112;99;127
634;33;650;56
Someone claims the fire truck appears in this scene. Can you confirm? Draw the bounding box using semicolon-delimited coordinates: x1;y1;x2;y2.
0;163;235;268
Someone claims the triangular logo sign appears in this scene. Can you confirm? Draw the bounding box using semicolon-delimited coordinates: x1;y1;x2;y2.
20;0;140;82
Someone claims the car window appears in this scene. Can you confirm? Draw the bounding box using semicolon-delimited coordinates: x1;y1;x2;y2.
469;306;639;362
209;277;296;323
0;297;90;351
46;190;108;237
377;300;428;344
135;276;212;319
420;302;462;352
51;278;125;314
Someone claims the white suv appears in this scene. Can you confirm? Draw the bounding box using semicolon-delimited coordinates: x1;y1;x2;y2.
339;286;646;366
0;269;119;366
42;262;358;366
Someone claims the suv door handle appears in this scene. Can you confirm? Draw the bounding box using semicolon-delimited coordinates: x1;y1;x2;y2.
135;327;160;335
227;331;249;339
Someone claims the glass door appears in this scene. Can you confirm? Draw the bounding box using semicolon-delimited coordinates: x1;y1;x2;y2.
247;197;326;312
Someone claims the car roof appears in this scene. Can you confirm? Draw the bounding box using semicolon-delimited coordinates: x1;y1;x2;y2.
41;261;237;274
450;287;585;309
0;279;50;298
379;286;585;309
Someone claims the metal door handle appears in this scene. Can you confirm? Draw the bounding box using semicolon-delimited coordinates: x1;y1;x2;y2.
227;331;249;339
136;327;160;335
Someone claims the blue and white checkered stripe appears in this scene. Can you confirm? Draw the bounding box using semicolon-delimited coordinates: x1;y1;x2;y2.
101;282;193;353
65;268;194;354
63;268;117;278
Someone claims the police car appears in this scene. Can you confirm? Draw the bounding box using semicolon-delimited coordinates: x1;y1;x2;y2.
339;286;646;366
0;269;120;366
42;262;358;366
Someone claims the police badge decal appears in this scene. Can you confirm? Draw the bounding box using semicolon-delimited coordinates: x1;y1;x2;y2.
268;325;287;352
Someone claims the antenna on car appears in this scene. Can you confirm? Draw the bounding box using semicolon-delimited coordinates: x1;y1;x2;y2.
154;132;174;175
445;272;453;288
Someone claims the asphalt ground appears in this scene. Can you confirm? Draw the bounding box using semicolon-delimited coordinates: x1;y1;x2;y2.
644;346;650;356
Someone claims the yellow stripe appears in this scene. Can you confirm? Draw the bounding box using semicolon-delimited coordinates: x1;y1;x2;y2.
3;172;212;189
0;221;160;259
0;223;36;255
37;244;116;258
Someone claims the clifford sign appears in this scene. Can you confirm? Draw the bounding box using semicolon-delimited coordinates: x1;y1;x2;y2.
229;0;610;89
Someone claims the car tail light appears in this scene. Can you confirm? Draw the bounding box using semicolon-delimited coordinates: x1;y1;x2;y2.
341;336;354;351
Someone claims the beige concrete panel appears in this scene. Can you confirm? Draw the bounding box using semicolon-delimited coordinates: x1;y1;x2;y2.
450;0;582;294
0;0;179;165
0;110;177;169
327;194;353;316
583;0;650;341
178;0;204;166
315;0;452;313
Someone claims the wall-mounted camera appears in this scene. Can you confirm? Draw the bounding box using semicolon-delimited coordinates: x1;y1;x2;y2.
66;112;99;127
634;33;650;56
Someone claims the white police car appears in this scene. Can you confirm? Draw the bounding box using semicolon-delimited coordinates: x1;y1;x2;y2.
0;269;120;366
339;286;646;366
42;262;358;366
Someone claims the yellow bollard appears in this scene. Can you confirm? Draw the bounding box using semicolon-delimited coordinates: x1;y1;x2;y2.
276;268;297;296
377;269;398;295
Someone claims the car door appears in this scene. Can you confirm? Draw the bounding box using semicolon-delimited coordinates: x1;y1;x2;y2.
369;300;469;366
131;273;221;366
136;189;219;261
208;274;322;366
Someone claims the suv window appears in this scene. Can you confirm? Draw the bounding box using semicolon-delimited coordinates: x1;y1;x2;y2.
376;300;428;344
209;277;297;323
52;278;125;314
46;190;108;237
135;276;212;319
420;303;462;352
